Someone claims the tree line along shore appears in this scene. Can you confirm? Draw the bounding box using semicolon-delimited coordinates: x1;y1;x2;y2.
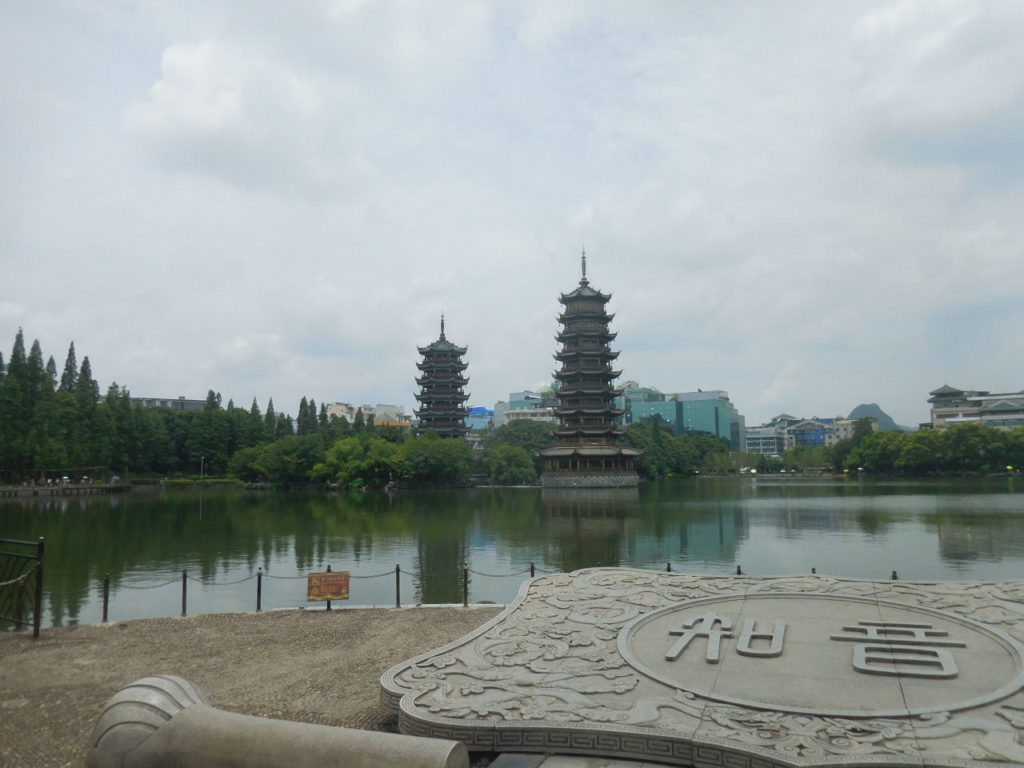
1;330;1020;490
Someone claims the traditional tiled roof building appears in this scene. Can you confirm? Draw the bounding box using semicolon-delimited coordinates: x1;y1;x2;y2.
540;253;641;487
414;316;469;438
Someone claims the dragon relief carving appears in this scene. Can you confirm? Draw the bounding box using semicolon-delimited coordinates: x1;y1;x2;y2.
386;569;1024;766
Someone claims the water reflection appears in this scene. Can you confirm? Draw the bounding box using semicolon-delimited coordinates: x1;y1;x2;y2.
1;477;1022;628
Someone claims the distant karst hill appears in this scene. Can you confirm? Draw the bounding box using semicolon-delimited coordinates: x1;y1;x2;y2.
848;403;913;432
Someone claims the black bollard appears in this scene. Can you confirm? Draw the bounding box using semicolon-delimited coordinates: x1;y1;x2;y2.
256;567;262;612
463;566;469;607
395;564;401;608
103;574;110;622
736;565;743;576
666;562;672;573
891;570;898;581
326;564;332;611
181;570;187;617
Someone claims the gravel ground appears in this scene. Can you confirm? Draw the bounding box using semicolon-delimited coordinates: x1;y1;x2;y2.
0;606;503;768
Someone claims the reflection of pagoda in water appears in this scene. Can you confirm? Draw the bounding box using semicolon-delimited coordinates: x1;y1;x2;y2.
414;316;469;438
540;253;642;487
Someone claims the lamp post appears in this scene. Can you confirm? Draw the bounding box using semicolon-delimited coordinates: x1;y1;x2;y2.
200;456;205;483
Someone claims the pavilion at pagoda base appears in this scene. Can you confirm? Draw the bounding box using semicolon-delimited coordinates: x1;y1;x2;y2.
540;444;642;488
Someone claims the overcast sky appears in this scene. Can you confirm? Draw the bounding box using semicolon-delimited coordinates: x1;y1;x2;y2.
3;1;1022;429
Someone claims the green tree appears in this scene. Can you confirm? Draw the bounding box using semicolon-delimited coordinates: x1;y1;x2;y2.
311;436;401;489
782;445;830;471
482;420;556;473
260;435;324;485
483;443;537;485
894;429;944;475
264;398;277;440
275;412;293;439
59;342;77;392
227;445;266;482
847;431;908;474
403;434;475;486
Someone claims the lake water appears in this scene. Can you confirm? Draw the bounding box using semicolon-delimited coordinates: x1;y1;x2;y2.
2;476;1023;629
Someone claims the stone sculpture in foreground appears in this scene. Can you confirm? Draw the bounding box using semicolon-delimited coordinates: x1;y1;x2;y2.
87;674;467;768
382;568;1024;767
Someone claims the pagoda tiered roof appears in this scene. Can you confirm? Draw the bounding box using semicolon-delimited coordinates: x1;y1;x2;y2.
413;315;470;438
540;252;642;486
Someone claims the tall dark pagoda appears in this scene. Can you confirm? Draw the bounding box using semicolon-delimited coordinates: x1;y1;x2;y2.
414;315;470;438
540;253;641;487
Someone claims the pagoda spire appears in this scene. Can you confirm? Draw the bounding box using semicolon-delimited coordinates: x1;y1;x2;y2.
440;313;446;340
580;247;588;286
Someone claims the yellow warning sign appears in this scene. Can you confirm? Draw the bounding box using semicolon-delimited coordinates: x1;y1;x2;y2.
307;571;350;601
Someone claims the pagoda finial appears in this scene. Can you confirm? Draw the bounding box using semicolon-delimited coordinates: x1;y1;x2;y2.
440;313;446;340
580;245;589;286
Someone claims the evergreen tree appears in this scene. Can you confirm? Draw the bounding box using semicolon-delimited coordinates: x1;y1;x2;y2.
26;340;51;404
59;342;77;392
296;396;310;435
318;402;328;430
8;328;27;375
0;330;30;471
76;357;99;408
205;390;221;410
46;355;57;385
104;383;136;472
264;398;276;439
242;398;264;447
0;351;5;383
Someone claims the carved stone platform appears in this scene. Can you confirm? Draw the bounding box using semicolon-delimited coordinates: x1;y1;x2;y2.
381;568;1024;767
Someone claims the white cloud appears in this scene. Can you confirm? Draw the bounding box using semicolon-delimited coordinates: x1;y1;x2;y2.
2;0;1023;430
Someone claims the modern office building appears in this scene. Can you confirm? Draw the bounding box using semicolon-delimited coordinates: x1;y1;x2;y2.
743;415;878;456
494;390;557;427
625;389;746;451
928;385;1024;429
130;396;205;412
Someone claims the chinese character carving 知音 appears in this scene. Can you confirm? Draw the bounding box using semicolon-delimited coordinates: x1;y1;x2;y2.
666;614;786;663
830;621;965;678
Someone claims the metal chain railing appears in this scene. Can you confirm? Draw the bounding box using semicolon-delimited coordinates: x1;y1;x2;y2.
24;560;904;633
0;565;36;589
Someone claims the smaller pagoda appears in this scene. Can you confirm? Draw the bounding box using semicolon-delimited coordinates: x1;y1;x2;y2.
414;315;470;438
540;253;642;487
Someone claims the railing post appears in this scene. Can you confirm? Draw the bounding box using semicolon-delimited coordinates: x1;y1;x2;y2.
463;566;469;607
256;567;262;612
103;573;110;622
33;538;44;640
666;562;672;573
326;564;332;611
395;564;401;608
530;562;535;578
181;570;187;617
